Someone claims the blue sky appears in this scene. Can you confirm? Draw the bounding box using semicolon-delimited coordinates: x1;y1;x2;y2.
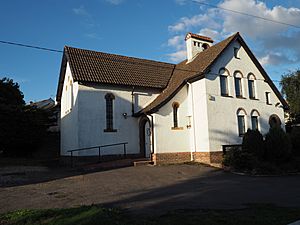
0;0;300;102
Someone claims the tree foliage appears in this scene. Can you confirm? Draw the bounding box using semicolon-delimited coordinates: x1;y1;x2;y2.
280;70;300;122
0;77;48;156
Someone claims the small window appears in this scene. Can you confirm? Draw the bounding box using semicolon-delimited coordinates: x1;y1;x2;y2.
238;115;246;136
220;75;228;96
234;47;240;59
104;93;116;132
193;41;197;46
237;108;247;136
197;42;201;47
251;116;258;130
248;73;256;99
266;92;271;105
234;72;243;98
251;110;260;131
172;102;179;128
235;77;242;97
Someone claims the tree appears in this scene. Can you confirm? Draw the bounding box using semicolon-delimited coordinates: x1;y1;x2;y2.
0;77;48;156
280;70;300;123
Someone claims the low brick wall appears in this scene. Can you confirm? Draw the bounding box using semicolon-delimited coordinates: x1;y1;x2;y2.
153;151;224;166
152;152;191;165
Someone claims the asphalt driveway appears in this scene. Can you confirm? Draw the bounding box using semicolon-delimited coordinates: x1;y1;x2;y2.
1;164;300;215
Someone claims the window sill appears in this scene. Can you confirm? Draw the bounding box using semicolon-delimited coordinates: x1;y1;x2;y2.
250;97;259;100
104;129;117;132
236;96;246;99
221;94;233;98
267;103;272;106
171;127;184;130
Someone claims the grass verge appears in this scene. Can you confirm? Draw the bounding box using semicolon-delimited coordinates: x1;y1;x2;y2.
1;204;300;225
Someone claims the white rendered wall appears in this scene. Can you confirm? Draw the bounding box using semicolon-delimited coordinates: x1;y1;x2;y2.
60;62;79;156
205;39;285;152
70;84;159;156
153;86;191;153
189;79;210;152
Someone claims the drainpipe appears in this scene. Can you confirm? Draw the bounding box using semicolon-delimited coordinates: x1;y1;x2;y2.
149;114;155;162
187;82;197;161
131;86;135;116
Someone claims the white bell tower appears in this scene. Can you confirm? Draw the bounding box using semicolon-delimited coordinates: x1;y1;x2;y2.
185;32;214;62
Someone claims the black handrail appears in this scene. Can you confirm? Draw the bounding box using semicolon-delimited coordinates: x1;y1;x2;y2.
67;142;128;167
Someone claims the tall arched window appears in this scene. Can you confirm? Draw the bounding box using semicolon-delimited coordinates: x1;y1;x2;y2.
237;108;247;136
248;73;256;99
250;109;260;131
219;68;230;96
234;71;243;98
172;102;179;128
104;93;116;132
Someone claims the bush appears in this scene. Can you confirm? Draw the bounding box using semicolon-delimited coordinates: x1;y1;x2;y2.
223;147;258;171
264;127;292;164
289;127;300;156
242;129;264;160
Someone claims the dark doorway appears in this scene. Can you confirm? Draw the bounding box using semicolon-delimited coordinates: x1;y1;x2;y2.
139;116;151;158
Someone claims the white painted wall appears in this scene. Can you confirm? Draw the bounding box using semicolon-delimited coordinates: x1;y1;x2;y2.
205;39;285;152
153;86;191;153
189;79;210;152
60;80;160;156
60;62;79;156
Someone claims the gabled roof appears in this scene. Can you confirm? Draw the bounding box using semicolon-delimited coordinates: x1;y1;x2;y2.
56;32;288;111
139;32;238;114
56;46;175;101
139;32;288;114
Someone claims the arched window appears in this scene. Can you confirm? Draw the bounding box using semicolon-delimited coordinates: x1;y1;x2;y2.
202;43;209;50
237;108;247;136
104;93;116;132
251;109;260;131
172;102;179;128
248;73;256;99
269;114;281;128
219;68;230;96
234;71;243;98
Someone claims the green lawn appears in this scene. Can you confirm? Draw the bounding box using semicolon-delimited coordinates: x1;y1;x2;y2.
1;204;300;225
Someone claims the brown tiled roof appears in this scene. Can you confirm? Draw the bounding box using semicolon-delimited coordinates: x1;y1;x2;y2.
185;32;214;43
140;32;238;114
56;47;175;101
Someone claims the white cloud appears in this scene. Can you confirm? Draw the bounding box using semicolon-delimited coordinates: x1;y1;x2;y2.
105;0;124;5
198;28;220;41
175;0;188;5
84;33;102;40
166;0;300;65
219;0;300;38
167;35;185;50
167;50;187;62
72;5;91;17
168;9;220;32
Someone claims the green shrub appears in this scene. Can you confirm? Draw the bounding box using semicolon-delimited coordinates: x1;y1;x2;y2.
223;147;258;171
242;129;264;160
264;127;292;164
289;127;300;156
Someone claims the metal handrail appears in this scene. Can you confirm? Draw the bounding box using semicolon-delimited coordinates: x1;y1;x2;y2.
67;142;128;167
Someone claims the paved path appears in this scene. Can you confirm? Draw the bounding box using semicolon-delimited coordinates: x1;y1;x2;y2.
1;164;300;215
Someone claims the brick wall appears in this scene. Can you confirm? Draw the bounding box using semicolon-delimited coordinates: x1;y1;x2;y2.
153;151;223;166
